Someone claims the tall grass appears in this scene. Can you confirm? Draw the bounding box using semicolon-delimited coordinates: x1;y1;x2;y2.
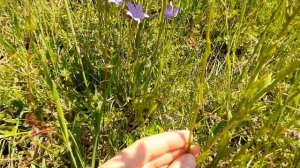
1;0;300;167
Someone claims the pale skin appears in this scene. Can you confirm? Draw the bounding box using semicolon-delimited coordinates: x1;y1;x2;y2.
100;130;200;168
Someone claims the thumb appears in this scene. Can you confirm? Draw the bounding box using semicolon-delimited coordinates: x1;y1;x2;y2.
168;154;196;168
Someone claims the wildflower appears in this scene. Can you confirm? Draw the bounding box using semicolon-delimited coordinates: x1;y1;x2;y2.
108;0;123;6
164;1;179;19
126;2;149;23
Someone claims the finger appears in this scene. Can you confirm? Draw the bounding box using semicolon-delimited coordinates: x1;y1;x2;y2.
168;154;196;168
140;130;190;160
123;130;190;161
189;145;201;157
143;145;200;168
142;148;185;168
160;166;169;168
101;130;190;168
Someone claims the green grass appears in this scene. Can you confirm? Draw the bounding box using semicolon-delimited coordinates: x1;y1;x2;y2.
1;0;300;167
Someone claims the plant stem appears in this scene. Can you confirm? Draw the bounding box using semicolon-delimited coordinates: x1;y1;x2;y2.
188;0;215;151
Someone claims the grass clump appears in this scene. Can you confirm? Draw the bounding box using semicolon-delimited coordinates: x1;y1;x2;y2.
1;0;300;167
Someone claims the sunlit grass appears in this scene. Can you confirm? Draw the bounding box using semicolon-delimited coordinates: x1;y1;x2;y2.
1;0;300;167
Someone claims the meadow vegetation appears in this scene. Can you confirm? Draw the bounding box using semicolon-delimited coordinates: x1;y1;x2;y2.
0;0;300;167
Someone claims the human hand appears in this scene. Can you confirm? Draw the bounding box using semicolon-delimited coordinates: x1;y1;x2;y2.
100;130;200;168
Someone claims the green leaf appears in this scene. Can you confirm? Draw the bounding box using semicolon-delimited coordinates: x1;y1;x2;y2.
245;73;272;99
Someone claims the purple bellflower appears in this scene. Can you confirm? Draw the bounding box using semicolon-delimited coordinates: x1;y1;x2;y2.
126;2;149;23
108;0;123;6
164;1;179;19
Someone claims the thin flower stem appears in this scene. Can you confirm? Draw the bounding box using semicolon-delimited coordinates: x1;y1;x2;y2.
188;0;215;152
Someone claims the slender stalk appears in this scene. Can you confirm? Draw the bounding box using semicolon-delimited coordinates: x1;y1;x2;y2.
152;0;167;62
25;0;34;107
32;42;78;167
63;0;89;89
202;59;300;153
244;0;284;88
188;0;215;151
92;1;109;167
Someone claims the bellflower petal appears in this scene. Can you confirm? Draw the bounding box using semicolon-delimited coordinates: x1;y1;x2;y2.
136;4;142;13
127;2;136;12
173;8;179;17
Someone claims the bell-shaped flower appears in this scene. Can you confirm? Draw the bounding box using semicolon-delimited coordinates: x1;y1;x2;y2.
164;1;179;19
126;2;149;23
